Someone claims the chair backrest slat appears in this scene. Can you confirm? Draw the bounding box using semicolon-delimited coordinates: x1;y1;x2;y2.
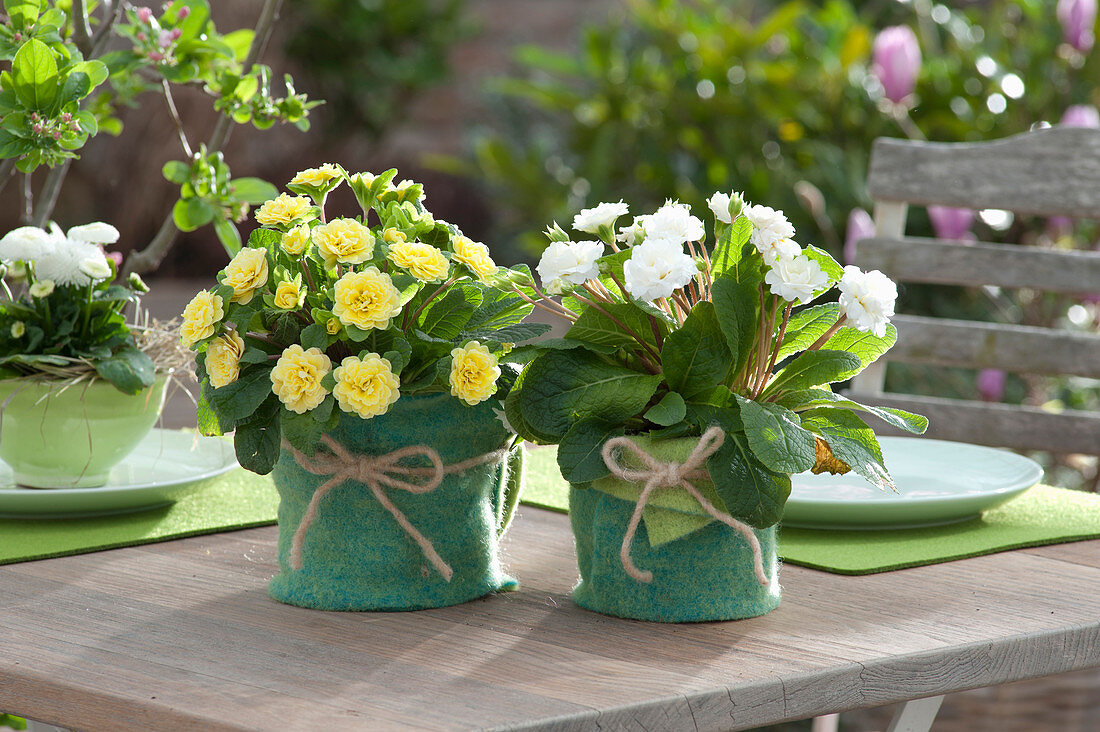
852;129;1100;456
867;128;1100;216
846;391;1100;455
887;315;1100;377
859;237;1100;294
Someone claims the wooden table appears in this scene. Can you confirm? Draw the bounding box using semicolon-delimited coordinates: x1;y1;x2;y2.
2;507;1098;731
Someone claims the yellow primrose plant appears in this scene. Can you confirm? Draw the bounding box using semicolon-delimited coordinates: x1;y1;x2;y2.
181;165;549;474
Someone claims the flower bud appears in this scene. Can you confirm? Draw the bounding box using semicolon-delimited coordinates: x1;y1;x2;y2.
137;32;147;42
927;206;975;241
543;222;571;243
128;272;150;293
871;26;921;104
80;257;113;282
1058;0;1096;53
177;6;190;20
136;7;153;23
844;208;875;265
29;280;55;298
727;191;745;221
1060;104;1100;128
10;321;25;338
977;369;1007;402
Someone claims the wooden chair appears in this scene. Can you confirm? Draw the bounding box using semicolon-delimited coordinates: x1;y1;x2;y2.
849;127;1100;465
837;127;1100;732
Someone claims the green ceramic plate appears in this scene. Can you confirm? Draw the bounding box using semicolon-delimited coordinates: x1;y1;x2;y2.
0;429;237;518
784;437;1044;530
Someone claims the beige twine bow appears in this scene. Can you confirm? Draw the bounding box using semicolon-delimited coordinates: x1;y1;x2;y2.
283;435;507;582
600;426;769;586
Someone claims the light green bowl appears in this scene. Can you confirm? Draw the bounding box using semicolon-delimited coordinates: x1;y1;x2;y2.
0;374;169;488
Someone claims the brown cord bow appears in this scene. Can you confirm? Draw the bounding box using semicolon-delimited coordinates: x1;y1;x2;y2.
283;435;506;582
600;426;769;585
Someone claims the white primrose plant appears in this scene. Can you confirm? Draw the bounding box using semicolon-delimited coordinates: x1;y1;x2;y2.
504;193;927;530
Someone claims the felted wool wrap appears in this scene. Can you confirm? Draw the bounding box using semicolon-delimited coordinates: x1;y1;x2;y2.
268;392;518;611
570;436;781;623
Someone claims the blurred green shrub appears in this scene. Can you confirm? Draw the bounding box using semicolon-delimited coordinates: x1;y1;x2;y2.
284;0;469;137
465;0;1099;255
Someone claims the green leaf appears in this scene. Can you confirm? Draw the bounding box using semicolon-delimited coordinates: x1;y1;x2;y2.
162;160;190;184
706;431;791;528
800;408;894;490
565;301;666;352
12;39;58;111
234;396;282;475
173;198;215;232
381;335;412;374
93;347;156;395
231;177;278;204
461;322;550;345
775;388;928;434
644;391;686;426
775;303;839;362
419;285;481;341
710;215;752;279
247;228;281;250
213;217;241;256
761;349;861;398
209;367;274;423
710;274;759;378
300;323;328;352
803;244;843;283
223;29;255;62
556;417;624;482
503;361;559;444
195;384;223;436
660;301;730;399
281;408;327;458
822;324;898;380
4;0;40;29
735;395;816;474
518;349;662;439
69;60;108;89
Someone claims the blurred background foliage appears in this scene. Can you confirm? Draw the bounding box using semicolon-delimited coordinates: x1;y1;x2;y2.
283;0;470;138
458;0;1100;256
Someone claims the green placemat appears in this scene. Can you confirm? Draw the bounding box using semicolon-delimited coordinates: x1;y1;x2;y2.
4;446;1100;574
523;446;1100;575
0;469;279;566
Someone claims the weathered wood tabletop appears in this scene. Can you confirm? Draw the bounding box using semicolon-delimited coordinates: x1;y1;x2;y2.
1;506;1098;731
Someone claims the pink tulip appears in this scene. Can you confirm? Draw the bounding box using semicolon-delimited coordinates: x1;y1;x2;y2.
872;26;922;104
928;206;975;241
977;369;1006;402
1060;104;1100;127
1058;0;1096;53
844;208;876;265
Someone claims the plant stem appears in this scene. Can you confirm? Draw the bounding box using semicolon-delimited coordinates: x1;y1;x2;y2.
808;315;848;351
510;286;577;323
162;80;193;157
31;160;73;227
71;0;93;55
756;302;793;399
92;1;124;54
752;298;779;397
123;0;285;276
570;290;661;361
582;281;614;304
0;160;16;196
648;314;664;350
406;276;457;330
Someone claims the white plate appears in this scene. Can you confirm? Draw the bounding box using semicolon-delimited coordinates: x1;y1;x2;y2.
783;437;1043;530
0;429;238;519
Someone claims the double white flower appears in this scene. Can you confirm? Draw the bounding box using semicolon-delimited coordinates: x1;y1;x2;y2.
744;204;795;252
0;222;119;286
765;255;829;304
536;240;605;294
641;201;705;244
572;201;629;236
838;266;897;337
623;237;697;302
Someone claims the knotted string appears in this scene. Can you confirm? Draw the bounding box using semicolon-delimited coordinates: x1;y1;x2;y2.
283;435;508;582
600;426;769;586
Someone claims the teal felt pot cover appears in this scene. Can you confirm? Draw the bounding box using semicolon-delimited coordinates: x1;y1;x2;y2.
268;392;519;611
569;438;782;622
